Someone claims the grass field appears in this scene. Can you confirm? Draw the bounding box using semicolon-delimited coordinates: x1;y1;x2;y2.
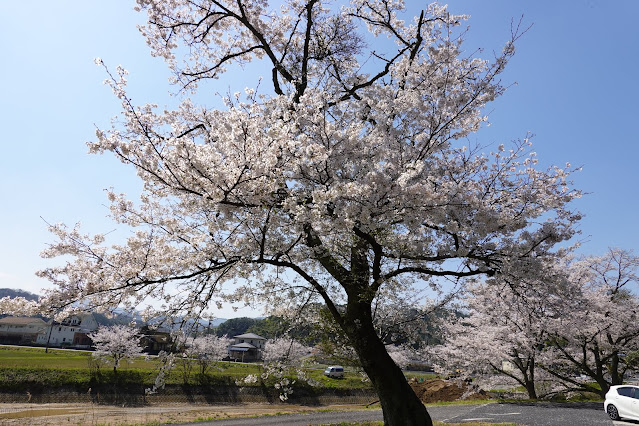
0;345;373;390
0;345;93;369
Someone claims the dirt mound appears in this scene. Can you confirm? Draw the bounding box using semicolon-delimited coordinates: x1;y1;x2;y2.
409;378;489;403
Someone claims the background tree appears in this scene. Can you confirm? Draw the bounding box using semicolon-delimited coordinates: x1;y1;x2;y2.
258;337;312;401
387;345;412;370
436;270;567;399
89;325;144;373
262;337;310;363
543;249;639;397
247;315;317;343
246;316;289;339
28;1;581;423
188;334;232;375
437;248;639;399
214;317;258;338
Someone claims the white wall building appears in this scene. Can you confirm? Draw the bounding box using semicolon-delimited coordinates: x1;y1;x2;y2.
36;314;99;348
0;317;47;345
229;332;266;361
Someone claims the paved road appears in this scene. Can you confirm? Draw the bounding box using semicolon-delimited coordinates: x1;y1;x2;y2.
174;401;633;425
428;401;617;425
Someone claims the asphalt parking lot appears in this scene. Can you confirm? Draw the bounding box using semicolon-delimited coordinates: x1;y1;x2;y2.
176;401;623;425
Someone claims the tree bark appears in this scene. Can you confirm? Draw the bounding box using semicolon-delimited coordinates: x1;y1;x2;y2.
596;377;610;398
343;300;432;425
524;379;537;400
519;358;537;399
609;352;623;386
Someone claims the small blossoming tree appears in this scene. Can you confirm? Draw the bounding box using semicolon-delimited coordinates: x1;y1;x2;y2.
188;334;232;374
239;337;312;401
89;325;144;372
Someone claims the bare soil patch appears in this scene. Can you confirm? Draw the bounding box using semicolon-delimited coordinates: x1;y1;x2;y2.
0;402;367;425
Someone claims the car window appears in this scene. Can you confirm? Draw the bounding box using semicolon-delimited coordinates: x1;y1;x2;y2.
632;388;639;399
618;387;634;397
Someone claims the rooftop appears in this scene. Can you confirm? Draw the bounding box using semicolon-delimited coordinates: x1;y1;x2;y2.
233;333;266;340
230;342;257;349
0;317;47;325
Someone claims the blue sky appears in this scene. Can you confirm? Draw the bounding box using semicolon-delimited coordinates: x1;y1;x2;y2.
1;1;637;317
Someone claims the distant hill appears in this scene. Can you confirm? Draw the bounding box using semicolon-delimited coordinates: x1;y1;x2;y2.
0;288;39;302
154;316;228;331
209;318;228;327
0;289;250;330
92;311;141;327
92;312;230;331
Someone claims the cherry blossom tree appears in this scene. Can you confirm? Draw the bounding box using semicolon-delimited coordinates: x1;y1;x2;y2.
387;345;411;370
239;337;312;401
438;249;639;399
187;334;232;374
543;249;639;397
18;1;582;423
436;268;568;399
262;337;309;363
89;325;144;372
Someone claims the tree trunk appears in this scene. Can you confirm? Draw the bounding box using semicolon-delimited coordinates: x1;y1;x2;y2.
524;379;537;400
609;352;623;386
522;359;537;399
343;302;432;425
591;364;610;398
596;378;610;398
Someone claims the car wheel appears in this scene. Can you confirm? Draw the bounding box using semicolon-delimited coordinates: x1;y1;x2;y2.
607;404;620;421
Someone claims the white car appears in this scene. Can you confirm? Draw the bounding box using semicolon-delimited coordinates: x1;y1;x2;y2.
324;365;344;378
604;385;639;421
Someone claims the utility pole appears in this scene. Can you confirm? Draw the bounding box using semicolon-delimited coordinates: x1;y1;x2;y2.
44;318;55;353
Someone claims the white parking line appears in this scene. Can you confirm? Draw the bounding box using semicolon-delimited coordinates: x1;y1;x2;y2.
461;418;494;422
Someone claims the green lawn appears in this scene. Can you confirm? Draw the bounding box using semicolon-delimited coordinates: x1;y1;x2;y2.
0;345;371;390
0;345;94;368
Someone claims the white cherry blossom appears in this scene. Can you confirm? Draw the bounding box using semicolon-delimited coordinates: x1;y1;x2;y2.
89;325;145;372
